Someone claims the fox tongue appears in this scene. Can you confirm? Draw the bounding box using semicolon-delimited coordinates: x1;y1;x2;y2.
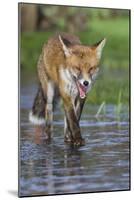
79;87;86;99
77;82;87;99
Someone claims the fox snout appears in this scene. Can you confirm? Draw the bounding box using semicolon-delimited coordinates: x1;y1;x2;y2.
78;78;92;87
75;78;92;99
83;80;89;86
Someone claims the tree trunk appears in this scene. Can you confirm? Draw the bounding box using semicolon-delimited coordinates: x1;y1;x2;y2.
20;4;38;32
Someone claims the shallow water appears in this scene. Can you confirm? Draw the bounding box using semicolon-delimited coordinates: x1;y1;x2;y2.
19;71;130;197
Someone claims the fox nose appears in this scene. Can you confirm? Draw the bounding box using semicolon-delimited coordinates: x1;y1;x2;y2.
83;80;89;86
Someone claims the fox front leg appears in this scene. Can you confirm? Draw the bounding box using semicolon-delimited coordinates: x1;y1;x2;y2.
62;96;85;146
64;97;85;143
75;97;86;121
64;116;73;142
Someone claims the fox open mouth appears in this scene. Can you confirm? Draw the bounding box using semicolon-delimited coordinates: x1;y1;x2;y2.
76;81;87;99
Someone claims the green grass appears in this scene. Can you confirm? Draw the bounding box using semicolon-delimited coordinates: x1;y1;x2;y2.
20;17;129;105
21;18;129;70
21;32;52;70
86;68;129;104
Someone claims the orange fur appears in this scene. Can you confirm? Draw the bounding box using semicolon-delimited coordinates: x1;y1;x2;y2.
33;33;106;145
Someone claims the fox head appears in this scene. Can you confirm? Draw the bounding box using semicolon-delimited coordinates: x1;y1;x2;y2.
59;35;106;99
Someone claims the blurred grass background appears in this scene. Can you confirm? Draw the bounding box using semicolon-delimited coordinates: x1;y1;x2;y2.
20;4;130;105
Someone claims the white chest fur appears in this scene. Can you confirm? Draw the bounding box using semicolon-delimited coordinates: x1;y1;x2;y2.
60;68;78;98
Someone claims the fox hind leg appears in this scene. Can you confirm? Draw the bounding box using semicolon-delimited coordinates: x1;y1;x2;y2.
29;82;54;141
29;84;46;125
44;81;54;140
29;84;48;141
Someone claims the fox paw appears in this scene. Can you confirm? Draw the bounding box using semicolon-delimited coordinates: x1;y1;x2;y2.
73;138;85;146
65;137;85;146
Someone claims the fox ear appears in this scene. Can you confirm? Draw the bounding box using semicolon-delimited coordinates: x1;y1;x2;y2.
59;35;71;57
94;38;106;60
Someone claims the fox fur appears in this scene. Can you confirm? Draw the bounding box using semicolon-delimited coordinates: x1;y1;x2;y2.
29;33;106;146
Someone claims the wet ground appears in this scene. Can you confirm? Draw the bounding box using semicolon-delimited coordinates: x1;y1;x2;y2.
19;72;130;197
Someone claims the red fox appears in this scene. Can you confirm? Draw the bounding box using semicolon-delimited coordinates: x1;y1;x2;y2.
29;33;106;146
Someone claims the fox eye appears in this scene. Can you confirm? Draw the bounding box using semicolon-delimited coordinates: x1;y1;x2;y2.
88;67;94;74
75;66;81;72
76;66;80;70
